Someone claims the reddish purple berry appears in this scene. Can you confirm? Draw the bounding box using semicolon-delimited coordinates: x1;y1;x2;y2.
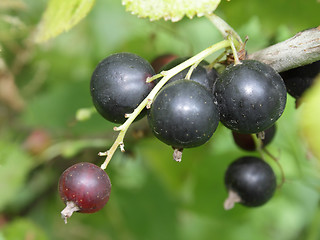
232;124;276;151
59;162;111;223
151;54;177;73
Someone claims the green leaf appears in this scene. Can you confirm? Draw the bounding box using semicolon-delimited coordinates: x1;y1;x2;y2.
2;218;48;240
34;0;95;43
218;0;320;34
122;0;221;22
0;141;33;211
300;75;320;161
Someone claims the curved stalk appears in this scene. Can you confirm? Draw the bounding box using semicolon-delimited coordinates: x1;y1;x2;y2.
206;13;243;45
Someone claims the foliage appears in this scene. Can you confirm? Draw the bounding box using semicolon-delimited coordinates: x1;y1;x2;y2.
122;0;220;22
300;75;320;160
0;0;319;240
34;0;95;43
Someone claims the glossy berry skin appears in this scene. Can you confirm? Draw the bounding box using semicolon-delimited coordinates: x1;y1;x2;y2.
225;156;276;207
90;52;155;123
158;57;219;92
232;124;276;151
280;60;320;99
59;162;111;214
147;79;219;149
215;60;287;134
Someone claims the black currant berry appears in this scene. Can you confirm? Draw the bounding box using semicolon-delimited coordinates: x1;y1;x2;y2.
90;52;155;123
214;60;287;134
158;57;219;92
280;60;320;99
224;156;276;210
151;54;177;73
147;79;219;150
232;124;276;151
59;162;111;223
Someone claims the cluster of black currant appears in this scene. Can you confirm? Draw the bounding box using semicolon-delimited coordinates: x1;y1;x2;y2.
58;49;319;222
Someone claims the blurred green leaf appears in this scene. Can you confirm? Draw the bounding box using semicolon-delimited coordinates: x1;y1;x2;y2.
42;138;110;159
237;16;269;52
111;152;148;190
2;218;48;240
0;141;33;211
218;0;320;33
20;80;114;135
35;0;95;43
300;75;320;161
0;0;26;10
122;0;220;22
5;166;57;215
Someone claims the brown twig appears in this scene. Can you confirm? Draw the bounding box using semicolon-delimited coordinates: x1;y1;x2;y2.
248;27;320;72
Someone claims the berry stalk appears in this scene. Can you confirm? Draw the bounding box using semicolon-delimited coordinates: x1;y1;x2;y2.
228;35;241;65
252;133;286;188
206;14;243;45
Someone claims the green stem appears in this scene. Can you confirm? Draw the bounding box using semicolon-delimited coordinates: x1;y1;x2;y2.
206;13;243;45
207;14;244;66
100;39;232;169
252;133;263;153
207;50;227;69
228;35;241;65
146;73;163;83
263;148;286;188
185;60;201;80
252;133;286;188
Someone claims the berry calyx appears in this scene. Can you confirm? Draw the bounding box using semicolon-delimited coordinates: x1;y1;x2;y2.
59;162;111;223
214;60;287;134
224;156;276;210
90;52;155;123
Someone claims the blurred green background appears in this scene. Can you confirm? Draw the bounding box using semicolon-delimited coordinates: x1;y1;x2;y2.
0;0;320;239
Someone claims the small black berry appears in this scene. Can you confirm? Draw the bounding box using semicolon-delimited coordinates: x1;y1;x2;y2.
224;156;276;209
280;60;320;99
148;79;219;149
90;52;155;123
215;60;287;134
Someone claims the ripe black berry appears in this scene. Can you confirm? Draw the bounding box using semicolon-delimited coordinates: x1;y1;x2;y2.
280;60;320;99
224;156;276;210
59;162;111;223
159;57;219;92
214;60;287;134
232;124;276;151
147;79;219;149
90;52;155;123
